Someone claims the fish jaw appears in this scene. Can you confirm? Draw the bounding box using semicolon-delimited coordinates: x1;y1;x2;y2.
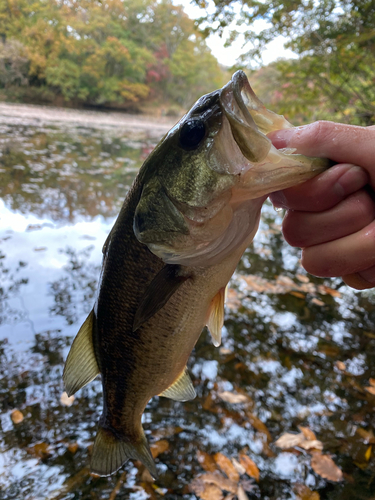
219;70;331;200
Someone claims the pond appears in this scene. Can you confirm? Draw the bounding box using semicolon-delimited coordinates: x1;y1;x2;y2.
0;105;374;500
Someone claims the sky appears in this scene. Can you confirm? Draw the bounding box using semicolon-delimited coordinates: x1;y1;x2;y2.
177;0;297;67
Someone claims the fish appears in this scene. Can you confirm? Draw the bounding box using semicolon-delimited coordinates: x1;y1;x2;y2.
63;70;330;478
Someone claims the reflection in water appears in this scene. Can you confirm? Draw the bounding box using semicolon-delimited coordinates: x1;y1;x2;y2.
0;115;374;499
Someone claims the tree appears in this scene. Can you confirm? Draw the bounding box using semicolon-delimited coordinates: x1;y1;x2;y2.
197;0;375;125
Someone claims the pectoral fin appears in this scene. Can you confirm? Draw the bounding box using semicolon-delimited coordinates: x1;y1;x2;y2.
63;310;100;397
159;368;196;401
206;286;226;347
133;265;190;331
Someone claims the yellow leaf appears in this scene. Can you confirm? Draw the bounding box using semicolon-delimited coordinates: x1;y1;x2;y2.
365;446;372;461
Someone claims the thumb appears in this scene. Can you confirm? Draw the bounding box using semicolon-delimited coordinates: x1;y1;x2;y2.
268;121;375;185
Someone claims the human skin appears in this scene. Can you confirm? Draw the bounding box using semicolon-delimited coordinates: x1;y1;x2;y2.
267;121;375;290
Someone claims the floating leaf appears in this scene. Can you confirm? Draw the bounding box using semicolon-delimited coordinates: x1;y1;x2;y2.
218;391;249;404
238;454;259;481
335;361;346;371
310;452;343;482
60;392;75;406
275;431;323;451
214;453;240;482
150;439;169;458
237;485;249;500
10;409;24;424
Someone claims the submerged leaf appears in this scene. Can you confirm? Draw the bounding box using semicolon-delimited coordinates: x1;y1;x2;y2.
60;391;75;406
150;439;169;458
294;483;320;500
218;391;249;404
196;450;218;472
310;452;343;482
275;431;323;451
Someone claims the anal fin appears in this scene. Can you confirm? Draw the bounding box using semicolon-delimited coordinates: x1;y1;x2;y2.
133;265;190;331
206;286;226;347
91;425;157;479
63;310;100;397
159;368;196;401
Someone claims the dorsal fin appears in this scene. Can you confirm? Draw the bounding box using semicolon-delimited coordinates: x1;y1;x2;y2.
133;265;190;332
63;310;100;397
159;368;196;401
206;286;226;347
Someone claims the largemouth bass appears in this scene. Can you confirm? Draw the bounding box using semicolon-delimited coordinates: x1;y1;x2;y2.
63;71;329;478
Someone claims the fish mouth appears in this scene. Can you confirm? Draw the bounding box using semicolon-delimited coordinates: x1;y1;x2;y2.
219;70;330;196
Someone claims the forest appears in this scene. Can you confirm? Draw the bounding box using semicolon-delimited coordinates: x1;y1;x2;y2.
0;0;374;124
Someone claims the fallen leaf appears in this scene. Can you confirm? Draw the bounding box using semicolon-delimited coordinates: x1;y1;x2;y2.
226;288;241;311
294;483;320;500
214;453;240;482
238;454;259;481
296;274;310;283
318;285;341;298
290;291;306;299
365;386;375;395
150;439;169;458
11;409;24;424
218;391;249;404
310;452;343;482
298;426;317;441
275;432;323;452
356;428;375;444
369;378;375;387
335;361;346;371
365;446;372;461
200;472;237;493
60;392;75;406
68;442;79;454
27;442;51;458
246;412;272;442
236;485;249;500
197;450;218;472
311;298;325;306
231;458;246;476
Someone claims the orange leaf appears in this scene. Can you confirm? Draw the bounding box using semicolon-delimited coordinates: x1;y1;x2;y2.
246;412;272;442
365;386;375;395
298;426;317;441
11;409;24;424
196;450;218;472
310;452;343;482
294;483;320;500
150;439;169;458
238;454;259;482
214;453;240;482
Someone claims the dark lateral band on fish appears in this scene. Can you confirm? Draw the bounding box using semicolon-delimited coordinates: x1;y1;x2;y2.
63;70;331;479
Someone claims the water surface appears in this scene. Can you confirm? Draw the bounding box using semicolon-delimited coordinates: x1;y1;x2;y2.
0;108;374;500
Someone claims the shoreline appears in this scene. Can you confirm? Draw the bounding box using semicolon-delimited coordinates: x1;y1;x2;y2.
0;101;177;138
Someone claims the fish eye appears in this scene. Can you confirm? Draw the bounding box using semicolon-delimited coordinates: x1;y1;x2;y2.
179;119;206;150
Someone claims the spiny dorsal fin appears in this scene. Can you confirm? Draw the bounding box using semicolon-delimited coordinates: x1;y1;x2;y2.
133;265;190;332
159;368;196;401
91;425;157;479
63;310;100;397
206;286;226;347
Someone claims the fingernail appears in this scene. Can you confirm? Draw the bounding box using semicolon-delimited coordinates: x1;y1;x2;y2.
268;128;298;148
269;191;288;209
334;165;369;198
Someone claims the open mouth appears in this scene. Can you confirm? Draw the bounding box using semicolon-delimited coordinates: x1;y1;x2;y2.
219;70;293;164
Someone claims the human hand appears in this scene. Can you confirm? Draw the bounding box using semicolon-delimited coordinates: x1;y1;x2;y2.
268;121;375;290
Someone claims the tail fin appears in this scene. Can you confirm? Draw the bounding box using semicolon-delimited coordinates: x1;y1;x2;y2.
91;426;157;479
